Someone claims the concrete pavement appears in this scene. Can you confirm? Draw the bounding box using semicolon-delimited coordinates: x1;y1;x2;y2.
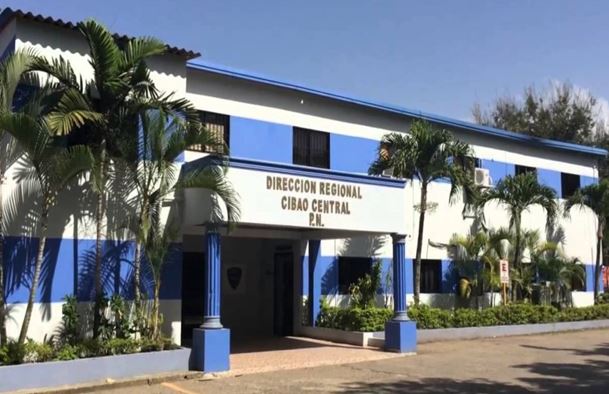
96;329;609;393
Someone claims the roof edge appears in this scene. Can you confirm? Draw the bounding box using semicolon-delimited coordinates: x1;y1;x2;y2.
0;7;200;59
187;60;608;158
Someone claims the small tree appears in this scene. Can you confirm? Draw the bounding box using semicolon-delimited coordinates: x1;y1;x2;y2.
370;120;474;305
564;179;609;303
0;107;92;345
0;49;38;346
349;260;382;309
476;173;558;300
122;110;240;339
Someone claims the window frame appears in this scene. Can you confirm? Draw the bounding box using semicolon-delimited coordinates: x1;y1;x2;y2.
187;110;230;154
419;259;442;294
293;127;330;169
337;256;373;294
515;164;537;177
560;172;581;199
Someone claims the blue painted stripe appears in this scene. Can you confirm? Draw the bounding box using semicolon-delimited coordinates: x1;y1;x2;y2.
581;175;598;188
230;116;293;164
537;168;562;198
330;133;378;174
441;260;456;294
481;159;515;186
3;236;182;303
187;60;607;158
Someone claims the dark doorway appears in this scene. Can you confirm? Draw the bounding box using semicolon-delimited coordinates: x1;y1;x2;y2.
273;250;294;336
181;252;205;346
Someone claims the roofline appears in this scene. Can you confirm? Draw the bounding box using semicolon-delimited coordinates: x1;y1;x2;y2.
187;60;608;158
0;8;200;59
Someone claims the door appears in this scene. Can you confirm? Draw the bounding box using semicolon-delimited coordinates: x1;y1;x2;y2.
181;252;205;345
273;250;294;336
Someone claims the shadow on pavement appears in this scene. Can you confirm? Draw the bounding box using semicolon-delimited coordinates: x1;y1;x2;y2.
338;342;609;393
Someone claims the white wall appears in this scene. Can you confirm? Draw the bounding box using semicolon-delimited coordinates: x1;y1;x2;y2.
4;300;182;345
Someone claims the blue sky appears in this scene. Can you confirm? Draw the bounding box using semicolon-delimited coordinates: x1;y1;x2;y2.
4;0;609;121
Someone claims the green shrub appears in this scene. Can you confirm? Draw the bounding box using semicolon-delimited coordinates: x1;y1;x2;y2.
349;261;382;309
23;339;55;363
407;303;609;329
58;295;80;346
54;344;82;361
596;293;609;305
317;306;392;331
406;305;452;329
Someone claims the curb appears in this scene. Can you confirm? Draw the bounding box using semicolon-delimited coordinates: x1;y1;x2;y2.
13;371;208;394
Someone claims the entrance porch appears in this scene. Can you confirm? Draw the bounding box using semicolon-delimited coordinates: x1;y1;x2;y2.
181;156;416;372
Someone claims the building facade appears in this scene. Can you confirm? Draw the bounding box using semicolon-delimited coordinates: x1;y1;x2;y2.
0;9;605;367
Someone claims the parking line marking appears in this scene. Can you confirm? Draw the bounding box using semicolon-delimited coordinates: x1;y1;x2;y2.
161;382;198;394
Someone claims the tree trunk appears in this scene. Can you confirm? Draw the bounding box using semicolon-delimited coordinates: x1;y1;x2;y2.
512;214;522;302
594;222;603;304
414;183;428;306
93;153;107;338
133;240;142;329
18;202;49;345
151;281;160;340
0;167;6;345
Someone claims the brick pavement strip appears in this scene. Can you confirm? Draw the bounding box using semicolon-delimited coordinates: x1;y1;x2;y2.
96;329;609;393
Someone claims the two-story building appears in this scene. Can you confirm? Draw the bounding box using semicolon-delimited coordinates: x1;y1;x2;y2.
0;8;605;371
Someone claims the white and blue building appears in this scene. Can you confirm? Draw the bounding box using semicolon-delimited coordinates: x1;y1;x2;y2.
0;9;605;372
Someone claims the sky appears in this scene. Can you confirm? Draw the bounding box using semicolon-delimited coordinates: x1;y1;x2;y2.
3;0;609;122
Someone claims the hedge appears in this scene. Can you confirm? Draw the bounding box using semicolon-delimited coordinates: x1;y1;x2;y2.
316;303;609;331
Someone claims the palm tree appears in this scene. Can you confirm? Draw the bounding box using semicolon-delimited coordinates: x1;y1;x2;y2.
120;109;239;339
481;228;512;305
446;232;487;302
476;172;558;300
564;179;609;303
0;103;93;345
33;20;196;336
0;49;38;345
370;120;474;305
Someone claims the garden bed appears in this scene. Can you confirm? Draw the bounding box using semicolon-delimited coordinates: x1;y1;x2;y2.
317;303;609;332
297;326;380;347
0;347;191;393
416;319;609;343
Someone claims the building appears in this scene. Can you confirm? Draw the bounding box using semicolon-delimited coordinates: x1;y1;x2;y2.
0;8;604;371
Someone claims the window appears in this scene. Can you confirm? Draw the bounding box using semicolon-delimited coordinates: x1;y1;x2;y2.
293;127;330;169
456;156;481;178
515;165;537;176
561;172;580;198
188;111;230;154
418;259;442;293
338;257;372;294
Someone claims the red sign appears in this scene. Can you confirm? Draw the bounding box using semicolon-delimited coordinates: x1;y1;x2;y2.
500;259;510;284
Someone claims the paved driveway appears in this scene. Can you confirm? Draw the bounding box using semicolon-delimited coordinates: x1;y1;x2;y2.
99;329;609;393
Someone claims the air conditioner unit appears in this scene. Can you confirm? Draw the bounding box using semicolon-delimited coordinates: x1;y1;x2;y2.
382;167;394;177
474;168;491;187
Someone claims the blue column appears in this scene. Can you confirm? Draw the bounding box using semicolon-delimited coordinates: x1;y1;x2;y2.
392;234;408;320
308;239;321;326
385;233;417;353
192;230;230;372
202;231;222;329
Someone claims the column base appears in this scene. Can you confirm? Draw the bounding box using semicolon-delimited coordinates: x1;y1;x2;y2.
384;320;417;353
190;328;230;372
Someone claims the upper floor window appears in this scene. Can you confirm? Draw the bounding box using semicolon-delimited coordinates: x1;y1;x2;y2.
419;259;442;294
515;164;537;177
293;127;330;169
338;257;372;294
561;172;581;198
188;111;230;154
